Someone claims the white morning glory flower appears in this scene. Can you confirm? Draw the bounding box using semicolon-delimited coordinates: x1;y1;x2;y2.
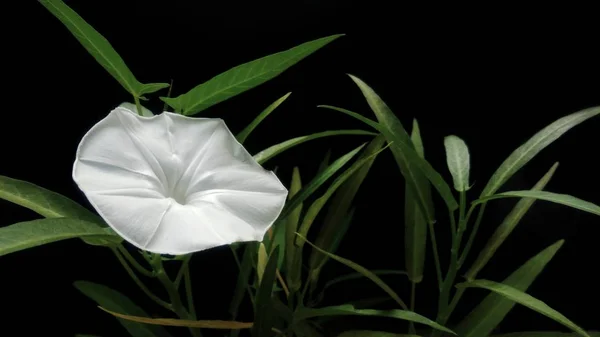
72;104;288;255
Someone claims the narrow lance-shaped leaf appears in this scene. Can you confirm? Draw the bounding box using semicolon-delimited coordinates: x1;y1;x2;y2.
0;218;120;257
0;175;101;223
38;0;168;97
313;270;409;304
456;279;590;337
317;149;333;175
334;76;459;214
337;331;421;337
309;135;386;279
444;135;471;192
465;163;559;280
286;167;304;294
237;92;292;144
251;246;280;337
474;190;600;217
253;129;375;165
295;143;390;248
455;240;564;337
256;243;268;285
0;175;121;246
161;34;344;115
294;304;455;335
491;332;600;337
99;307;252;329
277;143;366;221
405;119;432;284
297;233;409;310
480;106;600;198
74;281;173;337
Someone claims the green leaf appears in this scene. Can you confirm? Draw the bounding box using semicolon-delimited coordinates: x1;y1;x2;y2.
317;149;333;175
480;106;600;198
252;246;280;337
74;281;172;337
0;175;121;246
297;233;409;310
294;304;454;335
474;190;600;216
253;129;376;165
337;331;420;337
329;76;459;215
38;0;168;97
295;142;389;246
313;270;408;305
491;332;600;337
0;175;101;223
405;120;432;284
160;34;343;115
310;135;386;282
257;243;268;285
237;92;292;144
99;306;252;329
466;163;559;279
229;242;257;319
286;167;304;294
455;240;564;337
278;143;367;221
456;279;589;337
0;218;120;256
443;135;471;191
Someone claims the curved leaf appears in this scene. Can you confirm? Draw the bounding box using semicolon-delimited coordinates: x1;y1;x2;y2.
277;143;366;221
491;332;600;337
455;240;564;337
456;279;590;337
75;281;173;337
297;233;408;310
337;332;420;337
310;135;386;284
466;163;559;279
480;106;600;198
0;175;101;223
347;74;458;214
0;218;119;256
474;190;600;216
444;135;471;191
252;246;280;337
161;34;343;115
294;305;454;335
237;92;292;144
99;306;251;329
405;119;432;284
38;0;168;97
286;167;304;294
253;129;375;165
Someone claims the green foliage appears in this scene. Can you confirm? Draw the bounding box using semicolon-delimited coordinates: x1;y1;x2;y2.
160;35;343;115
4;3;598;337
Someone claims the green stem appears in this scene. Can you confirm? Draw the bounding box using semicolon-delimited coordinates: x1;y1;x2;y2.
175;254;192;289
432;192;467;337
184;267;196;319
409;282;417;334
133;96;143;116
111;247;172;311
428;218;443;291
117;245;154;278
458;203;487;268
149;254;203;337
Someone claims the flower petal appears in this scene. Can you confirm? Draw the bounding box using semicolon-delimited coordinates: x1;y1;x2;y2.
73;107;288;255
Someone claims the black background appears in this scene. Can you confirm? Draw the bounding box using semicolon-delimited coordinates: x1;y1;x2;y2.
2;1;599;336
